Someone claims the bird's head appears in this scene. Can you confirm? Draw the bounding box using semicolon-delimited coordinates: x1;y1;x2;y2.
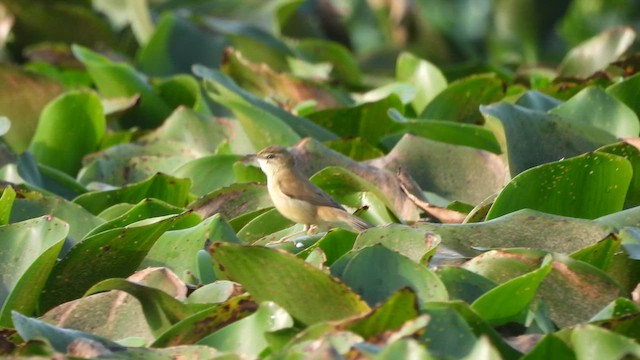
256;145;295;176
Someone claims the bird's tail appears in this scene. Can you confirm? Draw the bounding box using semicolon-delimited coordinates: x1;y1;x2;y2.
344;212;373;232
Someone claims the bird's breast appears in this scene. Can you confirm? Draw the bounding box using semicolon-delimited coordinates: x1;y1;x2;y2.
267;182;318;225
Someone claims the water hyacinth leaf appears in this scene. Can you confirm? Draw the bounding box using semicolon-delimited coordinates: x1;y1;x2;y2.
323;138;385;161
515;90;563;112
236;208;293;244
194;65;337;146
0;64;64;153
28;91;106;176
375;339;430;360
294;229;357;266
331;245;448;308
570;234;620;271
396;51;447;114
197;302;293;356
152;295;257;347
471;258;552;325
571;325;640;359
137;12;226;77
387;109;501;154
464;249;625;327
84;278;207;337
420;74;505;124
74;173;192;215
293;38;362;86
436;266;498;304
353;224;440;264
306;95;404;145
39;212;190;312
607;72;640;118
153;75;211;114
10;188;104;243
486;152;632;220
597;141;640;208
174;155;244;197
420;301;521;359
72;45;172;128
370;134;507;205
521;334;574;360
590;297;640;321
12;312;123;354
558;26;636;78
210;242;370;325
549;86;639;138
0;216;68;327
0;185;15;225
141;214;241;284
481;102;617;176
188;182;272;220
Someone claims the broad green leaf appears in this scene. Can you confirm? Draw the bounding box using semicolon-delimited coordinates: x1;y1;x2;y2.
197;302;293;356
331;245;448;308
28;91;105;176
152;295;257;347
591;298;640;321
396;51;447;114
481;102;617;175
570;234;620;271
210;242;370;325
74;173;191;215
84;198;200;238
420;74;505;124
236;208;294;244
486;152;632;220
294;229;357;266
307;95;403;145
85;278;207;337
607;72;640;118
464;249;625;327
571;325;640;360
550;86;639;138
141;214;241;284
597;141;640;208
471;258;552;325
194;65;337;148
388;109;502;154
153;76;211;115
0;64;63;153
0;185;16;225
293;39;363;87
12;312;123;354
421;301;521;359
354;224;440;264
0;216;68;327
515;90;563;112
39;212;190;312
419;209;612;257
372;134;507;205
558;26;636;78
347;288;420;339
323;138;385;161
189;182;272;220
72;45;172;128
437;266;498;304
375;339;431;360
521;334;574;360
136;13;225;77
174;155;244;197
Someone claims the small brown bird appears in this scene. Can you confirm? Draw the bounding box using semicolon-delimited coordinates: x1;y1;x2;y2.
255;145;373;235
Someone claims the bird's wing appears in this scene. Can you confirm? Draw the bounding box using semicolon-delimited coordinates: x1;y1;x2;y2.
277;174;344;210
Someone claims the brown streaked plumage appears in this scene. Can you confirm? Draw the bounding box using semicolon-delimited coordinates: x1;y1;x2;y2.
256;145;372;233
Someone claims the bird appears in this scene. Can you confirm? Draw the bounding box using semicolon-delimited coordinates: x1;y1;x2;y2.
254;145;373;238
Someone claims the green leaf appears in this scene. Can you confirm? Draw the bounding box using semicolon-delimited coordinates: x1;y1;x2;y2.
141;214;241;284
570;234;620;271
354;224;440;264
521;334;574;360
152;295;257;347
0;216;68;327
347;288;420;339
419;209;612;257
28;91;105;176
74;173;192;215
210;242;370;325
136;13;225;77
558;26;636;78
607;72;640;118
188;182;272;220
174;155;244;197
84;278;206;337
550;86;639;138
396;52;447;114
486;152;632;220
0;186;16;225
597;141;640;208
437;266;498;304
323;138;385;161
421;74;505;124
293;39;363;87
481;102;617;175
12;311;123;354
39;212;190;312
72;45;172;128
571;325;640;360
331;245;448;308
471;258;552;325
307;95;404;145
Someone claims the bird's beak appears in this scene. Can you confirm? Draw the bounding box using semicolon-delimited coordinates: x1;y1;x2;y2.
241;154;257;164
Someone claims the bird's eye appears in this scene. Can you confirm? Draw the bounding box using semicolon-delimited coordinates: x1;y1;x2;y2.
266;154;275;159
